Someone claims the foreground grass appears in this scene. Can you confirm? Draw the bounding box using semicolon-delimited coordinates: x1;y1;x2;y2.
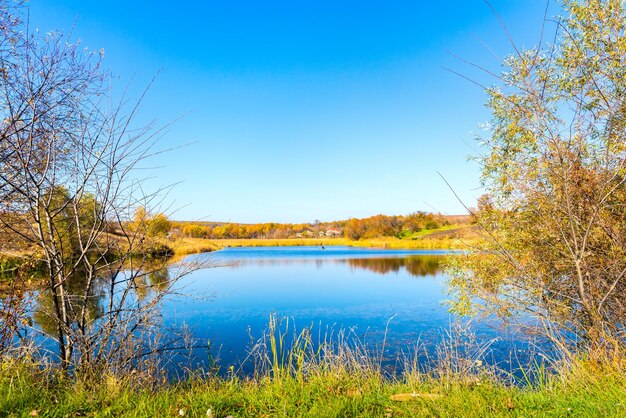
2;358;625;417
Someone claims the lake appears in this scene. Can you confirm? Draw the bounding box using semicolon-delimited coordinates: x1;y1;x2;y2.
160;246;538;375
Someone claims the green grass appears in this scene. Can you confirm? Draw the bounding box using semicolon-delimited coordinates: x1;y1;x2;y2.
397;224;463;240
3;314;625;418
2;356;625;417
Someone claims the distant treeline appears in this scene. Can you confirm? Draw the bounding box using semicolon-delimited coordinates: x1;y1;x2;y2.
172;212;462;240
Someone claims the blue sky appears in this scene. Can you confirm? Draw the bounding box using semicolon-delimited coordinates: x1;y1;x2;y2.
29;1;559;223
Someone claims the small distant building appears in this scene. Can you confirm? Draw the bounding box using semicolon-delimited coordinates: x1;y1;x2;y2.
325;229;341;237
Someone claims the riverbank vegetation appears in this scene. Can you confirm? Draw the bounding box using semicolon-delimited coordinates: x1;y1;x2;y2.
161;215;478;255
2;333;625;417
1;216;475;273
449;0;626;358
162;224;480;255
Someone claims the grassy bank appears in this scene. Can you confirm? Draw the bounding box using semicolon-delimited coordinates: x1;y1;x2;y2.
166;237;223;255
350;235;478;250
212;237;351;248
164;225;481;255
2;356;625;417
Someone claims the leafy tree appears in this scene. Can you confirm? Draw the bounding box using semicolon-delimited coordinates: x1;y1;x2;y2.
344;218;367;240
403;211;446;232
450;0;626;355
133;208;171;239
343;215;404;240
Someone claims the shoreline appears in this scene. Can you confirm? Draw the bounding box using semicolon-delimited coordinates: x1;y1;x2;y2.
1;228;479;277
167;228;480;256
169;237;477;254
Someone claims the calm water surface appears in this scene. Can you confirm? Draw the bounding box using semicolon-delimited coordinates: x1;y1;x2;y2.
163;246;529;373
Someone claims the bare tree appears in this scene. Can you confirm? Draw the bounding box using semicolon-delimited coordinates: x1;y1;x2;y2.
0;0;193;375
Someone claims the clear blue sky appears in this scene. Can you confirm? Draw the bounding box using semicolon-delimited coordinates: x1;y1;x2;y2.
29;1;559;223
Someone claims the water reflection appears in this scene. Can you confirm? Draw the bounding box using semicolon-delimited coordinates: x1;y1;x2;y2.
24;261;173;339
342;256;442;277
33;271;105;337
214;254;444;278
10;247;546;379
134;268;172;300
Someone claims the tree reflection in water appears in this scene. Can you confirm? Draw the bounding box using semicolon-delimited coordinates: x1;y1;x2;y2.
220;255;444;278
32;262;172;338
343;256;442;277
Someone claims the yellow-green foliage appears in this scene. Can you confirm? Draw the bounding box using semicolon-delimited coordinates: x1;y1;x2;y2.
132;207;171;239
343;212;449;240
452;0;626;352
146;214;171;238
353;231;481;250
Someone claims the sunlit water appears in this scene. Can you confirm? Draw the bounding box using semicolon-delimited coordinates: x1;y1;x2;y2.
159;246;538;375
22;246;544;377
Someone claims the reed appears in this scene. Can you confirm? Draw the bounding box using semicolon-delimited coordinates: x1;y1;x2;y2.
162;231;481;257
213;237;351;248
2;319;625;417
